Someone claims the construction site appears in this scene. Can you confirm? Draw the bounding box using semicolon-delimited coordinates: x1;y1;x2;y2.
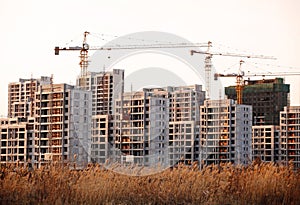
225;78;290;126
0;31;300;169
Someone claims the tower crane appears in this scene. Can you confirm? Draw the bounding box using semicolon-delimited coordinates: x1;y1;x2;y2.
190;45;276;99
55;31;276;100
54;31;209;87
214;65;300;104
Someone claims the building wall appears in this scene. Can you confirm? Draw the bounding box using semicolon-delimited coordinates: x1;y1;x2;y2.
78;70;124;165
280;106;300;168
167;85;205;166
0;118;29;164
225;78;289;125
1;82;92;168
252;125;280;162
68;88;92;167
8;77;51;118
76;69;124;115
91;115;109;164
200;99;252;165
113;89;169;167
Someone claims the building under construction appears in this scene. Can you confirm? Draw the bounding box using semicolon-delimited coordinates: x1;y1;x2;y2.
200;99;252;165
280;106;300;169
113;88;169;167
77;69;124;164
76;69;124;116
1;77;92;168
225;78;290;125
252;125;280;162
167;85;205;166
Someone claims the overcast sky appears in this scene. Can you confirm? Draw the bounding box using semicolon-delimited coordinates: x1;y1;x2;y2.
1;0;300;116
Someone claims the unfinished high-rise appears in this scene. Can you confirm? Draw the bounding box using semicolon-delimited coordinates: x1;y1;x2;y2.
200;99;252;165
1;77;92;168
112;88;169;167
8;77;51;118
280;106;300;168
252;125;280;162
76;69;124;115
166;85;205;166
77;70;124;164
225;78;289;125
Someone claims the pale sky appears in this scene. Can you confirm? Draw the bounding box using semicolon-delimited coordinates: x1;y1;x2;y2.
1;0;300;116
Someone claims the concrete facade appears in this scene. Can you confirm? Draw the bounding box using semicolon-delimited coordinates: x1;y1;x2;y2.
77;70;124;164
76;69;124;115
280;106;300;168
252;125;280;162
113;88;169;167
1;79;92;168
200;99;252;165
166;85;205;166
225;78;290;125
8;76;51;118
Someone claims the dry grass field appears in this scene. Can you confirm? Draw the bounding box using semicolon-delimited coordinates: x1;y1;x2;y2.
0;161;299;205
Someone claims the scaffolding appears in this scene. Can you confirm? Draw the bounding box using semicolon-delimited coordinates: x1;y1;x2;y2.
225;78;290;125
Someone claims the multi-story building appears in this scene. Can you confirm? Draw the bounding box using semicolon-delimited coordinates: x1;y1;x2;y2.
166;85;205;166
0;117;31;165
77;70;124;164
200;99;252;165
91;115;109;164
8;76;51;118
280;106;300;168
112;88;169;167
1;81;92;168
225;78;289;125
76;69;124;115
252;125;280;162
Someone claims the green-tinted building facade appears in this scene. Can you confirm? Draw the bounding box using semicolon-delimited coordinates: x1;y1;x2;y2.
225;78;290;125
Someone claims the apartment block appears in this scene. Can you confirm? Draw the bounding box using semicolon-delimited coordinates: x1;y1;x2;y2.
77;70;124;164
112;88;169;167
225;78;289;125
252;125;280;162
91;115;109;164
166;85;205;166
200;99;252;165
34;83;91;167
8;77;51;118
1;81;92;168
76;69;124;115
0;117;31;164
280;106;300;168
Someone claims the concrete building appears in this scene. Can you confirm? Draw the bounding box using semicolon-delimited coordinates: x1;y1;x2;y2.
252;125;280;162
91;84;206;167
0;117;31;165
112;88;169;167
280;106;300;168
91;115;109;164
166;85;205;166
8;76;51;118
225;78;290;125
77;70;124;164
76;69;124;115
1;81;92;168
200;99;252;165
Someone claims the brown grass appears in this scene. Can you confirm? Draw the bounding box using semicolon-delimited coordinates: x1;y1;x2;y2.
0;162;299;205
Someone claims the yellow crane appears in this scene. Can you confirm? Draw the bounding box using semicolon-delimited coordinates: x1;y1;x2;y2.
190;45;276;99
54;31;209;85
55;31;276;101
214;65;300;104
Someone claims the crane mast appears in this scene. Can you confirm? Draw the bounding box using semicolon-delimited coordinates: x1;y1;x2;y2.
236;60;244;104
54;31;209;86
214;63;300;104
191;46;275;99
